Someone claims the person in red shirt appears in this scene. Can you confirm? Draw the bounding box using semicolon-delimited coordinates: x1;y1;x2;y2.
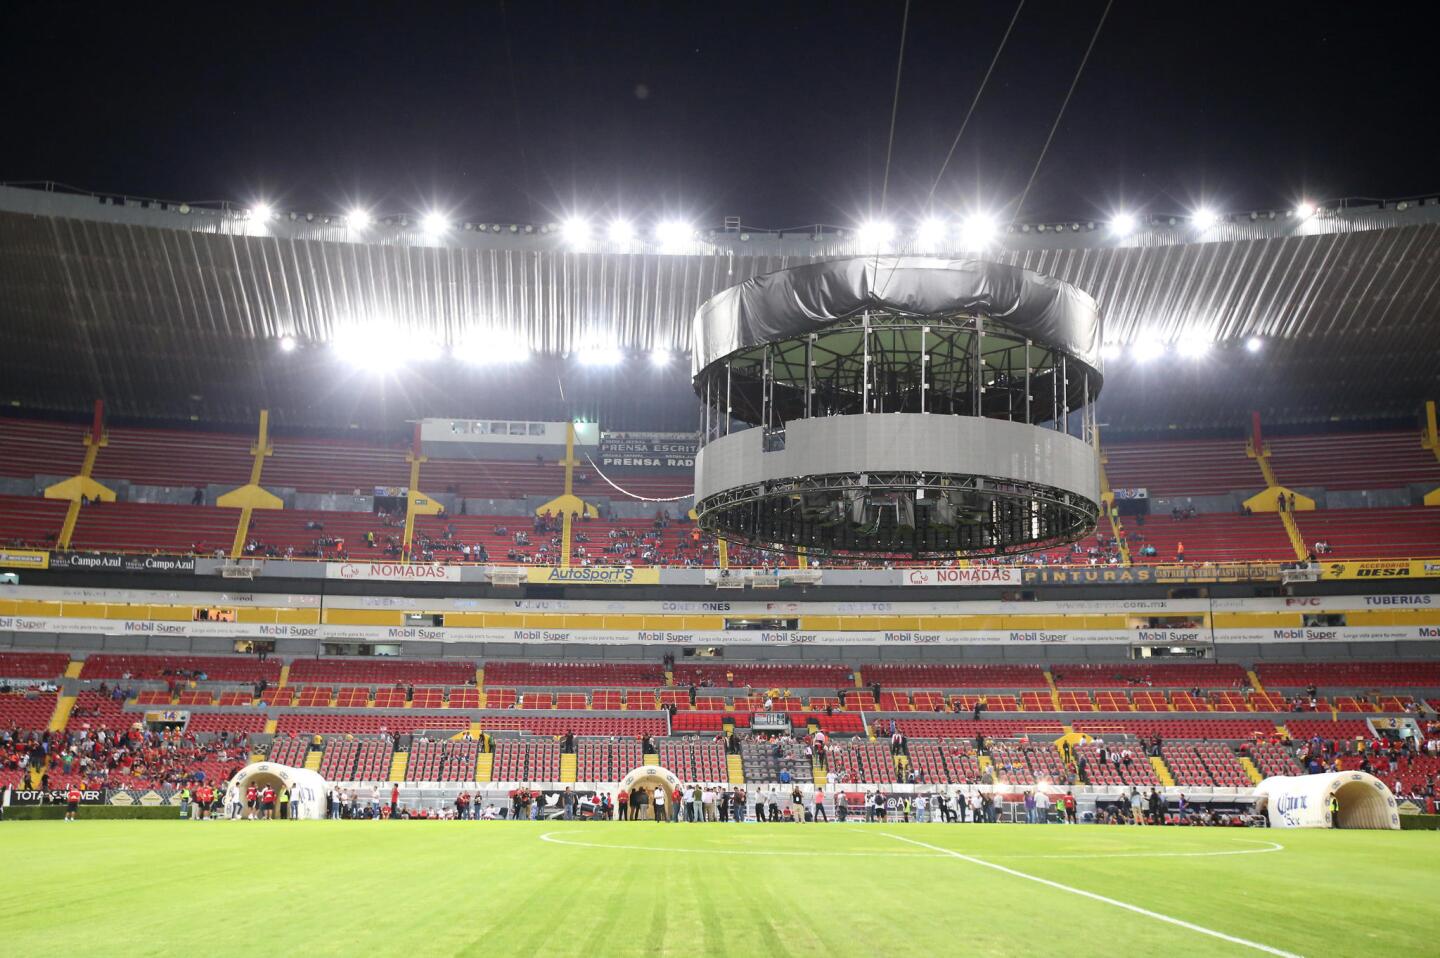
245;784;258;820
261;785;276;820
65;786;82;822
195;784;213;820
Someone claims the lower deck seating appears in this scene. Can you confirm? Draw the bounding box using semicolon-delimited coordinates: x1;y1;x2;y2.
0;691;57;729
268;737;309;766
577;738;644;782
1245;741;1302;778
275;713;465;736
658;739;729;782
406;738;480;782
826;740;895;785
316;739;395;781
738;739;811;785
492;738;561;781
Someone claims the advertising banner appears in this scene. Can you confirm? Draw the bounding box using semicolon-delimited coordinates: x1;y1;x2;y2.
901;567;1023;586
8;788;105;805
598;431;699;471
524;567;662;585
1023;566;1158;585
48;553;196;573
326;562;462;582
1322;559;1440;580
0;548;49;570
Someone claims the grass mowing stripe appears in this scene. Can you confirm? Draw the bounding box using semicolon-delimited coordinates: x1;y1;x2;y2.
879;831;1304;958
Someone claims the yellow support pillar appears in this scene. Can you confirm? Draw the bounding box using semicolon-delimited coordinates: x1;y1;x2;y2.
46;400;116;549
1422;401;1439;462
1244;438;1311;560
400;423;444;562
718;538;730;569
218;410;284;558
535;423;597;567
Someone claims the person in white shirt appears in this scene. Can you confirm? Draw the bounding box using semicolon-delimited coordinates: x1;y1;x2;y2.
653;786;667;822
1034;791;1049;824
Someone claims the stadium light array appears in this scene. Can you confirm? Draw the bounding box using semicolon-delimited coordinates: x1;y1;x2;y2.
421;211;450;236
608;218;636;244
278;335;297;353
1132;338;1166;362
560;216;591;247
1293;200;1316;220
249;202;273;223
654;219;694;248
1100;343;1123;361
345;208;372;231
649;349;673;367
1109;212;1137;237
1190;206;1219;229
454;334;530;365
577;345;624;367
854;219;896;251
915;217;948;251
1176;335;1212;359
1246;336;1265;353
957;213;997;249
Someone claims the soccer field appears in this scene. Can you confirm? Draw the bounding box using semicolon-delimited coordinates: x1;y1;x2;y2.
2;821;1435;957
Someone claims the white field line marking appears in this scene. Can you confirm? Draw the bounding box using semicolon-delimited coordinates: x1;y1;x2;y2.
540;831;936;858
540;830;1284;862
992;837;1285;860
879;832;1302;958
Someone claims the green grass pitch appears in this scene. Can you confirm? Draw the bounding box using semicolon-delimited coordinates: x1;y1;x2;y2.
2;821;1436;956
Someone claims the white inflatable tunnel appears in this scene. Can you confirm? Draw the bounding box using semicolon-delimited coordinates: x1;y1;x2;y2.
223;761;330;820
1254;771;1400;829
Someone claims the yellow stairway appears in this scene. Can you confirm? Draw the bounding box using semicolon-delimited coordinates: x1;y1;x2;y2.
560;753;577;783
727;754;745;784
278;663;290;687
812;761;827;787
48;695;76;732
64;660;84;679
1149;755;1176;787
388;751;408;781
1238;756;1264;785
304;749;323;771
264;718;278;735
643;752;659;766
1247;670;1266;693
475;753;493;782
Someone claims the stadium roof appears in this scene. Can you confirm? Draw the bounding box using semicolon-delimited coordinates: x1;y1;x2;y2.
2;184;1438;434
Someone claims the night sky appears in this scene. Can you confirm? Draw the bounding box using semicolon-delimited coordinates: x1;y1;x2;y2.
3;1;1435;229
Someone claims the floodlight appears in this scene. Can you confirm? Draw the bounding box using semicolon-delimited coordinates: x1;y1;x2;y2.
278;335;297;353
249;202;273;223
1245;336;1264;353
454;334;530;365
608;218;636;244
915;217;948;250
578;345;624;367
854;219;896;250
1191;206;1218;229
957;213;996;249
1100;343;1123;361
1109;212;1137;237
421;211;450;236
649;349;673;367
1132;338;1165;362
655;219;694;248
560;216;591;246
345;208;372;230
1177;335;1212;359
1293;201;1316;220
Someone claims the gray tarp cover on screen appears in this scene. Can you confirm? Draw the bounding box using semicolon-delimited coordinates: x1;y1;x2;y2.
691;256;1103;376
